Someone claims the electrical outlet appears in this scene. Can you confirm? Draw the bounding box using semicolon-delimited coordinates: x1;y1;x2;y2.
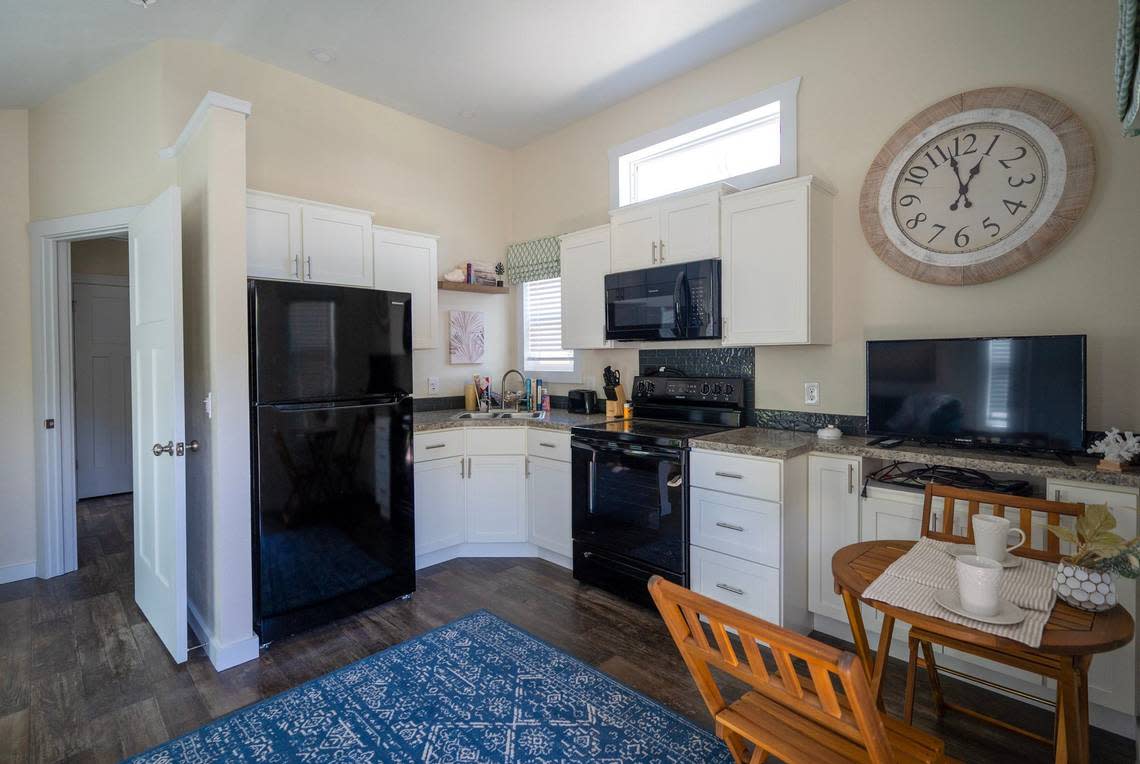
804;382;820;406
427;376;440;395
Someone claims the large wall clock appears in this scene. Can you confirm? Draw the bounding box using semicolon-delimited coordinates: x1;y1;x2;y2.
860;87;1094;285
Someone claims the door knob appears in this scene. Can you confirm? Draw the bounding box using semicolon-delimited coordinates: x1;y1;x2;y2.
187;440;200;452
152;441;174;456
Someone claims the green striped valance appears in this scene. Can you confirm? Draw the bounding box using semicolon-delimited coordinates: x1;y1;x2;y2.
505;236;560;284
1118;0;1140;136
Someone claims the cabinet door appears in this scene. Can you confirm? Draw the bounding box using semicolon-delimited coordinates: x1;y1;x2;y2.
466;455;527;542
246;192;302;281
373;227;438;349
610;205;659;273
559;227;610;349
301;204;373;287
1049;481;1137;716
721;182;809;345
527;456;571;557
808;456;861;623
658;188;721;265
414;456;465;555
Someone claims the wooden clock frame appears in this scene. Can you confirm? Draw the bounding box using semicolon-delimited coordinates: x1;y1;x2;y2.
859;87;1094;285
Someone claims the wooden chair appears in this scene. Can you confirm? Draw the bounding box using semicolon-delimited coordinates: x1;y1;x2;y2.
648;575;956;763
904;484;1085;748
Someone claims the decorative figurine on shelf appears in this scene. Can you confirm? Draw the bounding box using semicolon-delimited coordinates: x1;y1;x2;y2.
495;261;505;287
1049;504;1140;611
1087;428;1140;472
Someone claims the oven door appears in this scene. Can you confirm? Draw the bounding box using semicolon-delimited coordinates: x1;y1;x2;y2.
571;437;687;575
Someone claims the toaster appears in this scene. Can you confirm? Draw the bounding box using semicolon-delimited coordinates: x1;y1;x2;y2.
567;388;600;414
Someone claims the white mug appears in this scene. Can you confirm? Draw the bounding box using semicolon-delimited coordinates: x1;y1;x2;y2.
956;555;1003;616
972;514;1026;563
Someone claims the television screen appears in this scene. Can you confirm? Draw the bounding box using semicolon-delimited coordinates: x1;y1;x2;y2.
866;336;1086;452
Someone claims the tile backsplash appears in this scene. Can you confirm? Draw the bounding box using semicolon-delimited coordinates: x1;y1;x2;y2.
638;347;756;423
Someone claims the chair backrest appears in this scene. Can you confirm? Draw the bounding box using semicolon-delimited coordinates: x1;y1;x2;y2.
648;575;895;763
920;484;1084;563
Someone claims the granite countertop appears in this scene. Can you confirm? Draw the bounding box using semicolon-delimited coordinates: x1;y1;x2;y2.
414;408;614;433
691;427;1140;490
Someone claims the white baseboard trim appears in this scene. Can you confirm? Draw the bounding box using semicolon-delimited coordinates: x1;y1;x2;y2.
188;599;260;672
810;613;1135;739
416;543;572;571
0;560;37;585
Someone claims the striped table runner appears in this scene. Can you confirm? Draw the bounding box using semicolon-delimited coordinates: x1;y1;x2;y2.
861;538;1057;647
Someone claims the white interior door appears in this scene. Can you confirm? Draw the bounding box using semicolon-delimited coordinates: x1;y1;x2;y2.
129;187;188;664
73;281;132;498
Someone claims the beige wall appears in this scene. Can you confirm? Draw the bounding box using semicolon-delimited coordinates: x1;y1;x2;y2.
71;237;128;277
0;110;35;577
178;105;255;656
158;41;515;399
512;0;1140;429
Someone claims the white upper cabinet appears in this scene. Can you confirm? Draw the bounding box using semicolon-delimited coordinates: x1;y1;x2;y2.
559;225;610;349
246;190;373;288
301;203;374;287
373;226;439;349
246;191;303;281
720;176;834;346
609;184;730;273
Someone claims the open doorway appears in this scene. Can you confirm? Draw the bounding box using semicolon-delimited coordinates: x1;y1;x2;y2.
69;236;134;580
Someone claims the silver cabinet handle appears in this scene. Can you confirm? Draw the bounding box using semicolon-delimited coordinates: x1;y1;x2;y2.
306;256;312;279
460;458;465;479
467;457;472;477
293;254;300;276
525;457;531;478
425;443;446;450
1054;489;1062;502
539;442;557;448
715;521;745;532
651;240;657;264
659;239;665;262
716;583;744;596
848;464;855;494
714;471;743;479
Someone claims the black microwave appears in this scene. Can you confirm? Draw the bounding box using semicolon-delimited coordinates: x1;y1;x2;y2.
604;259;721;341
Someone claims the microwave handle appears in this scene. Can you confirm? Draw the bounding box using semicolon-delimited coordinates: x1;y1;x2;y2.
673;271;687;336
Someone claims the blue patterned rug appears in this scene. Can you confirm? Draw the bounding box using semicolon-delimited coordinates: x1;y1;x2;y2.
129;610;731;763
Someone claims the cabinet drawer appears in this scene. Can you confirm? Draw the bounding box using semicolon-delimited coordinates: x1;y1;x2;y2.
691;450;781;501
527;429;570;462
413;429;464;462
466;427;526;455
691;488;780;566
691;546;780;625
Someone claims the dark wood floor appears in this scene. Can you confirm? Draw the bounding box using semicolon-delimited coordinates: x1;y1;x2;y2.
0;495;1133;762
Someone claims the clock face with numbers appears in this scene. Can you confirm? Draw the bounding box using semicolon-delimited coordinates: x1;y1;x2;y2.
860;88;1094;285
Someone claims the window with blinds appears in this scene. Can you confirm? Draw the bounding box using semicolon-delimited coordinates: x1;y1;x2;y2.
522;277;574;374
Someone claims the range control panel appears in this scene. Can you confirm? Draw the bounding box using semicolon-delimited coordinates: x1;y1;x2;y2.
631;375;745;406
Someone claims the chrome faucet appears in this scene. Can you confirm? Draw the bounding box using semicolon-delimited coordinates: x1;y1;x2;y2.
501;368;526;411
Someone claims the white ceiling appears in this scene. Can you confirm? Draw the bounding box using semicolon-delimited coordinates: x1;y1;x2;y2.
0;0;843;147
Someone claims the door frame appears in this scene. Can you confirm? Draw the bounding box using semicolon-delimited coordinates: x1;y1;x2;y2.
29;206;141;578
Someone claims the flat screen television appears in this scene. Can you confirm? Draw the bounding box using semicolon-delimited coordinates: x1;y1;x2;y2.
866;335;1086;452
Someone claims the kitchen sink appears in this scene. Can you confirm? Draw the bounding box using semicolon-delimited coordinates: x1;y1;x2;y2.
449;411;546;420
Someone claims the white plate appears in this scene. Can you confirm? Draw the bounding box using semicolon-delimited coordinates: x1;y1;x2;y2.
946;543;1022;568
932;589;1027;625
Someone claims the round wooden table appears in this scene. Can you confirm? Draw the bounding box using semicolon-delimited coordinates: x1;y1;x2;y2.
832;540;1134;764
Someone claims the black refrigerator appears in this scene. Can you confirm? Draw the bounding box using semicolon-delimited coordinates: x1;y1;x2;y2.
248;279;415;642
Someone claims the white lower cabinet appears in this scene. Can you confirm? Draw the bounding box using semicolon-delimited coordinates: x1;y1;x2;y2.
466;455;527;542
807;455;861;624
527;456;571;557
691;545;780;624
413;455;465;555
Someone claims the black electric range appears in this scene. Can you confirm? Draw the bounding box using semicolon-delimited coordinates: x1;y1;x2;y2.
569;376;745;606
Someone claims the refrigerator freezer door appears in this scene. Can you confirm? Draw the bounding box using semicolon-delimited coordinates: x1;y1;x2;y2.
249;280;412;404
252;396;415;640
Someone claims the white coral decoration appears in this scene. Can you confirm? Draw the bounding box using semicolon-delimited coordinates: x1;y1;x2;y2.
1087;428;1140;464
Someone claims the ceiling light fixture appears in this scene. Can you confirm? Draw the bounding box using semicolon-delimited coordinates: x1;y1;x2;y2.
127;0;159;7
309;48;336;64
460;110;477;120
